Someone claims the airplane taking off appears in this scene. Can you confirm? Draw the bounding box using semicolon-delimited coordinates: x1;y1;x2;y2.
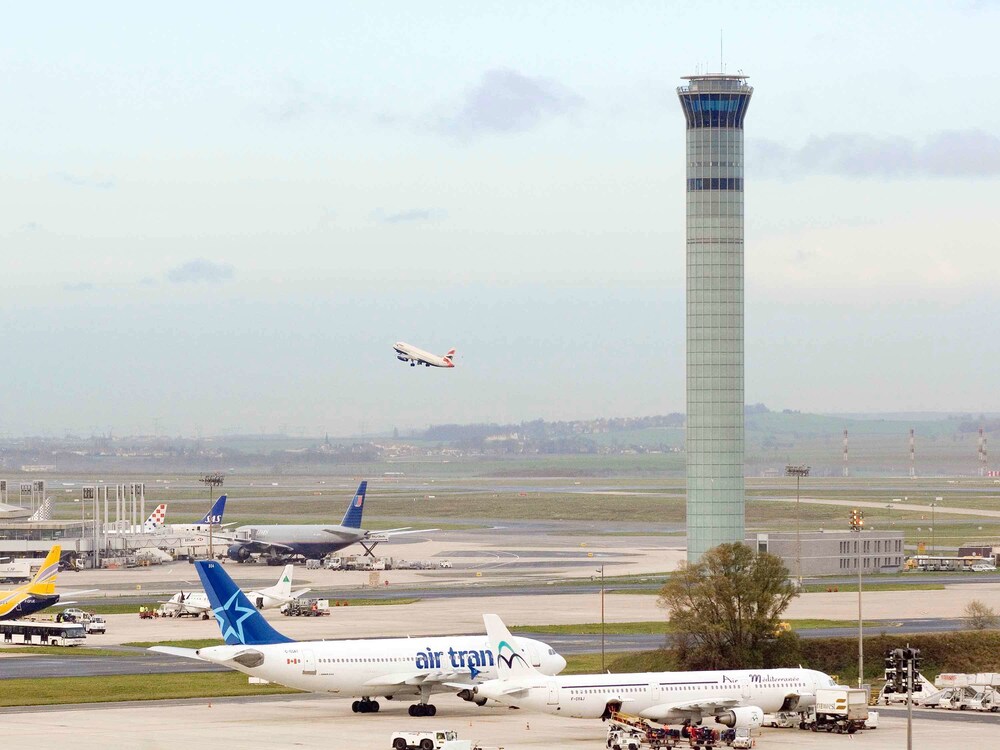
226;481;431;563
0;546;63;620
152;561;565;717
464;615;835;726
393;342;456;368
159;564;309;616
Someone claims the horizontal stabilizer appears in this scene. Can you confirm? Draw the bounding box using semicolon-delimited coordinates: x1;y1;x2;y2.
149;646;206;661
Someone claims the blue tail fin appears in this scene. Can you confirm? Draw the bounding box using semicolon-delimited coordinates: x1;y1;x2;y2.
196;494;227;525
339;481;368;528
194;560;294;645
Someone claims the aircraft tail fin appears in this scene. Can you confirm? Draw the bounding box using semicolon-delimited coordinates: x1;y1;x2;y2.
274;564;294;598
196;494;227;525
443;348;456;366
484;613;540;680
340;481;368;528
26;545;62;595
144;503;168;531
29;497;53;522
195;561;294;646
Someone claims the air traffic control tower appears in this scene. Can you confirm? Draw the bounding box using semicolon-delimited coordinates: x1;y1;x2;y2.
677;74;753;561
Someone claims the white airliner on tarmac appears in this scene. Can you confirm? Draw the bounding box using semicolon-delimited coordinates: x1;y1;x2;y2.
393;342;456;368
463;614;836;727
159;564;309;616
153;561;566;717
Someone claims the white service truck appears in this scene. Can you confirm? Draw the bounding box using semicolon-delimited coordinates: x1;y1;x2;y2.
800;687;868;734
390;730;468;750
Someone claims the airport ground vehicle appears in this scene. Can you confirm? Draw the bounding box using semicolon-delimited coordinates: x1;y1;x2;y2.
280;598;330;616
799;687;868;734
1;619;86;646
606;727;642;750
864;711;879;729
390;729;460;749
58;607;90;622
762;711;797;727
84;616;106;634
730;728;754;749
939;685;978;709
964;687;999;712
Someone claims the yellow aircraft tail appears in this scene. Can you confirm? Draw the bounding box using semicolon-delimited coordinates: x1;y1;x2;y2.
25;545;62;595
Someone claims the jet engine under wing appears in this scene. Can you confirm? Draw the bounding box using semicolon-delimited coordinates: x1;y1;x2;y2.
639;697;741;723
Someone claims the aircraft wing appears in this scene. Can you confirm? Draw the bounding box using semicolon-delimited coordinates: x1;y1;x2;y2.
149;646;207;661
363;670;469;689
59;589;99;597
290;588;310;599
239;540;296;554
639;697;741;723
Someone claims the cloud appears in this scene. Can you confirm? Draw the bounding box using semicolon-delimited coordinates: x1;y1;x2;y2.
374;208;446;225
51;172;115;190
260;77;347;123
751;130;1000;179
18;221;42;232
63;282;95;292
165;259;235;284
438;68;583;137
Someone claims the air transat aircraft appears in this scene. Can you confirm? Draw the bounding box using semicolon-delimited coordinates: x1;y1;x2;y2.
393;342;456;368
152;561;566;716
227;481;428;562
0;546;63;620
465;615;835;727
159;564;309;616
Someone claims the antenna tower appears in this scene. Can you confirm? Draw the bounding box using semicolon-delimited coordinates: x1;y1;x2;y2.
843;429;849;477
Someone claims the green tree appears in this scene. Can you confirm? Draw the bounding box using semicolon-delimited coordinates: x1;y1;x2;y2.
658;543;799;670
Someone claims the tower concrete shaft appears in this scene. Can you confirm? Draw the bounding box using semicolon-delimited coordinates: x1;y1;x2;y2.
677;74;753;561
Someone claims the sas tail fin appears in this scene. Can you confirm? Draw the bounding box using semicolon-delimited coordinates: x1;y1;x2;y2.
196;494;227;525
144;503;168;531
484;613;540;680
26;545;62;596
194;560;294;646
339;481;368;529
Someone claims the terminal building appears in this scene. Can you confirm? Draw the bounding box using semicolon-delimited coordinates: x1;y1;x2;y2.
747;530;906;576
677;74;754;561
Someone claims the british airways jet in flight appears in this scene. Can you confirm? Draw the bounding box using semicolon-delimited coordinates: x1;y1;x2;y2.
152;561;566;717
393;342;456;368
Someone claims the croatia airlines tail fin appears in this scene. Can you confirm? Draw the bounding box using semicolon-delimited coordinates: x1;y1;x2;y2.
143;504;168;531
195;494;227;525
484;614;540;680
194;560;294;646
340;481;368;529
26;545;62;596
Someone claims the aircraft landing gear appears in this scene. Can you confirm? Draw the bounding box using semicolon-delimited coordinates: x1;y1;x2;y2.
352;698;380;713
408;703;436;717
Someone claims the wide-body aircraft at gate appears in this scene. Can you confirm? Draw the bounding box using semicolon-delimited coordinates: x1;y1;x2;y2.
226;481;430;562
153;561;566;717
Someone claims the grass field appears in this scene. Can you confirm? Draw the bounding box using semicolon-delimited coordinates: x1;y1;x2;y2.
0;672;298;707
512;619;889;636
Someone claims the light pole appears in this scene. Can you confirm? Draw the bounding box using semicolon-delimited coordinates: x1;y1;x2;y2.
785;465;810;585
888;498;901;527
850;508;865;688
597;564;605;672
199;473;225;559
930;497;941;555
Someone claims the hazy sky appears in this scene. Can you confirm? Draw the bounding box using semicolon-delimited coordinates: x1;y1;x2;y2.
3;1;1000;437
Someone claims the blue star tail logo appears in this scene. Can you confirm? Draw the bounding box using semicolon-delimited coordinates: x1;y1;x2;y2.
469;665;481;680
213;590;256;645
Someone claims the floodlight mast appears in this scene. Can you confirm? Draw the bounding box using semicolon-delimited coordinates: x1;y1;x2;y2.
785;465;810;585
199;473;225;559
850;508;865;688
